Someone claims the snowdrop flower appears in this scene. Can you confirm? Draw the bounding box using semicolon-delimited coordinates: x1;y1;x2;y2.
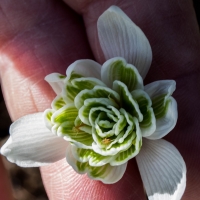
1;6;186;200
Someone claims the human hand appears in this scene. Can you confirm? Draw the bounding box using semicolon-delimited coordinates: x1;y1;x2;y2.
0;0;200;199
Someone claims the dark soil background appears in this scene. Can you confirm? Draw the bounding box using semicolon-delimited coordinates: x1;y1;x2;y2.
0;1;199;200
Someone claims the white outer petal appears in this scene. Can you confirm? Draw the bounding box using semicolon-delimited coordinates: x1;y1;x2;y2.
98;5;152;79
45;73;65;95
136;139;186;200
1;113;68;167
66;59;101;80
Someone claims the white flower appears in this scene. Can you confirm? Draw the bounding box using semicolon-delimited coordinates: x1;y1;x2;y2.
1;6;186;200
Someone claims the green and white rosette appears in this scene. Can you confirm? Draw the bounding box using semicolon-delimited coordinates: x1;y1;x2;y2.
44;57;176;183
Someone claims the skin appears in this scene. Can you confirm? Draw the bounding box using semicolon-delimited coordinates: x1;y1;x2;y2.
0;0;200;199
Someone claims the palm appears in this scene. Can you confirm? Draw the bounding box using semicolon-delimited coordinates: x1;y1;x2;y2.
0;0;199;199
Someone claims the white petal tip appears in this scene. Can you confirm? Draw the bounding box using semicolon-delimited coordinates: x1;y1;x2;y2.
1;113;68;167
98;5;152;78
1;137;12;156
149;170;186;200
44;73;65;94
136;139;186;200
100;6;129;19
44;73;65;82
105;5;122;13
66;59;101;80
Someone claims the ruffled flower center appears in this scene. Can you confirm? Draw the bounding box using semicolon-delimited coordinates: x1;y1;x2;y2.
44;58;164;167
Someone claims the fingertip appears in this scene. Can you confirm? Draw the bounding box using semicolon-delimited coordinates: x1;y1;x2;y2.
41;158;146;200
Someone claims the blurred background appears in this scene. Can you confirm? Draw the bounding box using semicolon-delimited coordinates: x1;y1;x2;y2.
0;1;199;200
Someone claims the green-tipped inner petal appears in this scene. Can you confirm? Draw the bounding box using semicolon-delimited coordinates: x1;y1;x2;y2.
101;58;144;91
51;95;66;110
113;80;143;122
152;94;171;119
75;86;120;109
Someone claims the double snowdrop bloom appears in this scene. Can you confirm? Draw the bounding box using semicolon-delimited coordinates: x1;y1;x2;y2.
1;6;186;200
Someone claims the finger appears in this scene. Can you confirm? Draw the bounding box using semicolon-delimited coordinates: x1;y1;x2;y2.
63;0;200;199
0;0;93;120
41;158;145;200
0;0;94;199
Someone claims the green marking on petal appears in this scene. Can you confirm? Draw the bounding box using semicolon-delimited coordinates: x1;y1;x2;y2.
107;106;121;118
79;126;92;134
84;98;118;108
152;94;171;119
71;77;106;91
92;131;136;156
74;116;92;134
140;108;154;128
90;107;115;127
101;58;144;91
113;114;127;136
92;126;118;149
63;72;83;103
97;112;110;122
51;95;66;110
118;109;135;143
131;89;151;110
46;110;53;121
152;94;166;107
89;164;108;178
59;122;93;149
76;161;88;173
131;90;156;137
64;76;107;103
75;160;109;176
72;145;114;167
95;123;115;138
144;80;176;121
92;127;105;147
74;116;82;127
98;120;115;129
110;115;142;166
69;72;83;80
43;109;54;130
106;131;124;149
65;82;81;102
67;144;127;183
110;144;139;166
107;113;118;122
94;112;115;138
51;103;78;124
75;86;120;109
79;98;116;126
59;75;66;79
113;80;143;122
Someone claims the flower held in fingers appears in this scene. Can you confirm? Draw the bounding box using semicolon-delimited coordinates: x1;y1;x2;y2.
1;6;186;200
